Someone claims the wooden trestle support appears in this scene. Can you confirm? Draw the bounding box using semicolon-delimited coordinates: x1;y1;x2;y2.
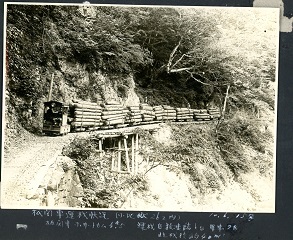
96;132;140;175
110;133;139;175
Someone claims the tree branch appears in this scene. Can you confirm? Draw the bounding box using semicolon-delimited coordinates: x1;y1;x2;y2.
169;53;191;70
167;38;182;73
169;66;194;73
186;70;214;86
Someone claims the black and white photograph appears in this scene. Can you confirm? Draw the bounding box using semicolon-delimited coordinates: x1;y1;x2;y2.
1;3;279;212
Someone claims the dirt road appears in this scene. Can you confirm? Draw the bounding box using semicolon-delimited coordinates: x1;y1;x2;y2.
1;124;161;208
1;133;75;208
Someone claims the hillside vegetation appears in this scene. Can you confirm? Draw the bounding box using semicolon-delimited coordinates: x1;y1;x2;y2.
6;5;276;128
62;120;274;210
4;5;277;210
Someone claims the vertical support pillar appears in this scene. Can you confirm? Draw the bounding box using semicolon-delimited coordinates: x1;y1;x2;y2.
111;139;116;171
131;135;135;174
135;133;139;174
48;73;54;101
111;151;115;171
124;137;130;172
117;138;121;172
98;139;103;158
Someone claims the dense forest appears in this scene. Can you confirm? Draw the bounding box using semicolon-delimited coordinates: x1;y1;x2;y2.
5;5;276;132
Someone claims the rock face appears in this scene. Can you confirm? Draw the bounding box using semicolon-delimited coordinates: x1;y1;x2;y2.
55;165;84;208
8;61;142;134
41;156;84;208
58;60;140;106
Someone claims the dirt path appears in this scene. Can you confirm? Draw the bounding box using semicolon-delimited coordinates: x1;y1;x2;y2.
1;133;75;208
1;124;161;208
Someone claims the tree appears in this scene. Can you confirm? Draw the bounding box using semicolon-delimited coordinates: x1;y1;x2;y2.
130;7;232;109
6;5;56;102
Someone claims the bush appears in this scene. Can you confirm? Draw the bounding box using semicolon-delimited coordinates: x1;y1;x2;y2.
137;124;229;193
216;112;270;175
62;137;99;162
62;136;150;208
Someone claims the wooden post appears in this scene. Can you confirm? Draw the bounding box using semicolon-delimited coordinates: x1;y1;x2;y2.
98;139;103;158
131;135;135;174
135;133;139;173
222;84;230;119
48;73;54;101
111;151;115;171
118;138;121;172
124;137;130;172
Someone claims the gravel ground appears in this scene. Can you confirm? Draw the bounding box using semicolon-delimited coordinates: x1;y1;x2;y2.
1;132;75;208
1;124;161;208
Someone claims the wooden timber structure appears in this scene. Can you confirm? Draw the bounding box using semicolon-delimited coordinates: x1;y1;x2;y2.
91;124;160;175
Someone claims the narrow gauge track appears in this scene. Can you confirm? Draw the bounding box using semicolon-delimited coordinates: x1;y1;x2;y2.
57;119;219;138
43;100;221;136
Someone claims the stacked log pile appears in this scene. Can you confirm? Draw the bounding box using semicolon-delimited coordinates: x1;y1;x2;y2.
71;100;102;131
68;99;221;132
125;106;142;125
101;101;127;127
162;105;177;121
176;108;193;121
153;106;164;121
208;107;221;119
193;109;212;121
140;103;155;122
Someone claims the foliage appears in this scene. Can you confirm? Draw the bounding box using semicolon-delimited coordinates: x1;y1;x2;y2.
215;112;272;175
136;124;231;194
62;136;98;162
6;5;277;135
6;5;48;102
137;117;273;193
5;6;223;102
62;136;149;208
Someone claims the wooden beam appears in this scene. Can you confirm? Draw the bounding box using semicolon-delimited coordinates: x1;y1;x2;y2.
111;170;131;174
118;139;121;171
111;151;115;171
98;139;103;158
222;84;230;119
131;135;135;174
124;137;130;172
135;133;139;173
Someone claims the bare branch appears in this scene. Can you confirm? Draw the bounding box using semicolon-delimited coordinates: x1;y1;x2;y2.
170;53;190;70
167;38;182;73
187;70;214;86
169;66;194;73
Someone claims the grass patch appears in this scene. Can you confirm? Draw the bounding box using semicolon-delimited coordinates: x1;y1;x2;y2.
216;112;273;176
137;124;231;194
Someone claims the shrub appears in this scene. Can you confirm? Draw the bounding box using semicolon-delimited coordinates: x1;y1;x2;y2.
62;136;150;208
62;137;100;162
137;124;229;193
216;112;270;175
